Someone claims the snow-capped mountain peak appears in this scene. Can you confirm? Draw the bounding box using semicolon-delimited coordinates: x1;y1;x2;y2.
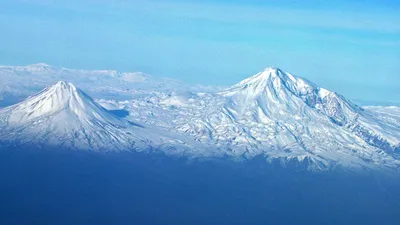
221;67;324;114
0;65;399;171
223;67;318;99
232;67;288;88
0;80;200;151
6;80;123;126
221;67;363;124
0;81;148;150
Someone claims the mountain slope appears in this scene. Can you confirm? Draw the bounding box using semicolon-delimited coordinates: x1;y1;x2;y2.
221;67;361;123
0;81;158;151
0;66;399;172
217;68;397;169
119;67;399;171
221;67;400;151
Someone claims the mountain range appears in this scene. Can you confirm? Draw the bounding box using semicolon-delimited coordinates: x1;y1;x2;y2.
0;64;399;172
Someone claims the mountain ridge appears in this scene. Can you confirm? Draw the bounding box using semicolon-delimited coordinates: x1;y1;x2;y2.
0;81;169;151
0;65;399;172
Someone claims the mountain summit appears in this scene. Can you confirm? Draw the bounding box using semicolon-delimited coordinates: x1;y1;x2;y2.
227;67;311;94
171;67;399;170
0;81;143;150
220;67;359;125
7;81;124;125
0;66;399;172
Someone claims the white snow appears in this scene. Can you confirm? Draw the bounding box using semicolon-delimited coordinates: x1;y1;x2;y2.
0;81;195;152
0;64;399;172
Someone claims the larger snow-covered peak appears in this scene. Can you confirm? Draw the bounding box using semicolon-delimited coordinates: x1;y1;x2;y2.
235;67;297;85
224;67;322;100
221;67;361;122
0;65;399;171
215;67;399;154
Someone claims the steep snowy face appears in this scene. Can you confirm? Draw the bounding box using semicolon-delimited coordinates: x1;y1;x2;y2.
216;68;361;155
222;67;300;101
98;67;400;171
223;67;321;100
222;67;360;124
0;81;140;150
7;81;122;125
225;67;314;96
146;67;397;171
1;66;399;172
0;81;203;152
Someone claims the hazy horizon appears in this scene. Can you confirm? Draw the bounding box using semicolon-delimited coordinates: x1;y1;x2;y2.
0;0;399;104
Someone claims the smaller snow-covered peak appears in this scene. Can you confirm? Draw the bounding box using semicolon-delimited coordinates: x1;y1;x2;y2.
52;81;82;93
53;81;73;89
44;81;82;106
6;81;122;126
263;66;282;73
0;81;155;151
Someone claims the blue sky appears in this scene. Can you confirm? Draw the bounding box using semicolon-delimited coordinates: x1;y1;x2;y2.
0;0;399;104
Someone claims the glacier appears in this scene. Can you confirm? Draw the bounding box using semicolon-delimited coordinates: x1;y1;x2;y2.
0;64;399;172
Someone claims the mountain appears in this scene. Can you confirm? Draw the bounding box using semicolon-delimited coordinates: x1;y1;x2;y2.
221;67;361;122
119;67;400;171
221;68;400;152
0;81;190;151
0;65;399;172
